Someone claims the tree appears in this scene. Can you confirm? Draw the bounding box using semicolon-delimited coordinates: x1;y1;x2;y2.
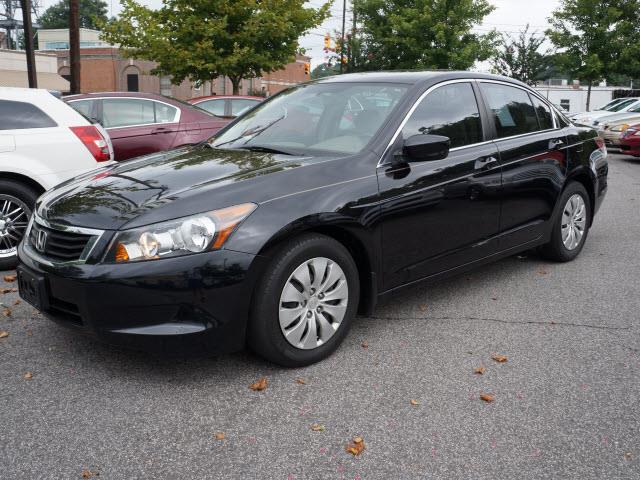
491;25;552;85
39;0;108;30
311;62;340;79
101;0;330;95
351;0;498;71
546;0;640;110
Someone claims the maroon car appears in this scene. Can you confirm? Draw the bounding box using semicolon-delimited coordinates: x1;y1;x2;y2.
65;92;230;161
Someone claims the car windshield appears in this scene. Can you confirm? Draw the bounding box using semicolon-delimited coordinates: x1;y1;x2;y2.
210;82;409;155
608;99;637;112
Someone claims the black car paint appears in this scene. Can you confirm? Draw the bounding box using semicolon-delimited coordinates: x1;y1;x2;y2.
18;71;608;354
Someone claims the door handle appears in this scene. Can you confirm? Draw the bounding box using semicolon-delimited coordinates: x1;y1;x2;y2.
474;156;498;170
152;127;171;134
549;138;565;150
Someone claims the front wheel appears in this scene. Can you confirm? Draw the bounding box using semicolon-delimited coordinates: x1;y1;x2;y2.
0;180;38;270
248;233;360;367
540;181;591;262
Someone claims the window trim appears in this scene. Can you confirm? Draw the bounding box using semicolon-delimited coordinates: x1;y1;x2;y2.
67;97;181;129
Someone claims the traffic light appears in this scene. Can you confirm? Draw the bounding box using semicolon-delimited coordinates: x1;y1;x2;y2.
304;63;310;75
324;33;331;50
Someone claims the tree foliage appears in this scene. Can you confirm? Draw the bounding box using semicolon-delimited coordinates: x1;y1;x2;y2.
351;0;498;71
39;0;109;30
546;0;640;109
100;0;329;94
491;25;551;85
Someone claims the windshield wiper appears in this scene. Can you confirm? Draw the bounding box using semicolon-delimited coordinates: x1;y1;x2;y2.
211;114;286;148
240;145;298;156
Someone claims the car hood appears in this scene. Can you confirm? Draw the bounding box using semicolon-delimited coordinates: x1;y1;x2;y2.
38;145;310;230
598;112;640;127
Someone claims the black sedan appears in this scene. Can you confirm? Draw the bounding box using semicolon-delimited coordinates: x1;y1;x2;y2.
17;72;608;367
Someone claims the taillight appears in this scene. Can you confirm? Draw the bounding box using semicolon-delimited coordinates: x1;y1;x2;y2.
70;126;111;162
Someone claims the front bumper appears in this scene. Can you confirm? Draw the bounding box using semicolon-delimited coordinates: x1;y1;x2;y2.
17;241;266;355
597;129;623;148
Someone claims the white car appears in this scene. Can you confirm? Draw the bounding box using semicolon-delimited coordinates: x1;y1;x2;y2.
0;87;114;269
573;98;640;126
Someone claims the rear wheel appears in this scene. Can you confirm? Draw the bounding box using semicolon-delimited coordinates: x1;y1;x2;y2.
540;181;591;262
248;233;360;367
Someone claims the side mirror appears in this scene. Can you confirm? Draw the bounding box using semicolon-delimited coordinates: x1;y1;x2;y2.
402;134;450;161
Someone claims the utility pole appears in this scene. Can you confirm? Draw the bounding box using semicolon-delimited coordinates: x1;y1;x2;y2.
20;0;37;87
350;0;356;73
339;0;346;74
69;0;81;94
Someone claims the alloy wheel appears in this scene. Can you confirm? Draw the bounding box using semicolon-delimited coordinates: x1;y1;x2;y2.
561;193;587;251
278;257;349;350
0;195;31;259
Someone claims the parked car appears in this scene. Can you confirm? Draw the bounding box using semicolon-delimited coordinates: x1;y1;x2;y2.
619;124;640;156
0;87;113;269
187;95;263;118
594;105;640;148
17;72;608;366
65;92;229;161
573;98;640;126
568;97;636;119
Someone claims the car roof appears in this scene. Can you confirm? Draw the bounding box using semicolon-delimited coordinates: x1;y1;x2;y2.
189;95;263;103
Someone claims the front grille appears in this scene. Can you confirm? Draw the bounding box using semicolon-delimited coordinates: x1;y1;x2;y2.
29;223;94;262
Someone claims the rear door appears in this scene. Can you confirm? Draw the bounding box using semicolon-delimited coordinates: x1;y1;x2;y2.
99;98;179;160
229;98;261;117
377;81;502;290
194;98;227;117
478;82;568;250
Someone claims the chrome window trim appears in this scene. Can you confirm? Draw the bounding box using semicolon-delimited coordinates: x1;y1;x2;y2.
378;78;567;167
22;214;106;266
67;97;181;130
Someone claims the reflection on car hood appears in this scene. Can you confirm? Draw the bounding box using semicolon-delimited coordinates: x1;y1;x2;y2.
38;145;308;230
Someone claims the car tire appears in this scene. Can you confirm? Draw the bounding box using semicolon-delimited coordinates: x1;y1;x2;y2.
0;180;38;271
539;181;591;262
247;233;360;367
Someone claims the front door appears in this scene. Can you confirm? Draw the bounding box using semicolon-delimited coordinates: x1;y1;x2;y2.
377;81;502;291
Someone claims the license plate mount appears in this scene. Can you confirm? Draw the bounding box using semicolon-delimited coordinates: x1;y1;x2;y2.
17;266;49;311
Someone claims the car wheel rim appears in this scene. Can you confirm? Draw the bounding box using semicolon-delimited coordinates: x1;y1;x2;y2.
561;193;587;251
0;195;31;259
279;256;349;350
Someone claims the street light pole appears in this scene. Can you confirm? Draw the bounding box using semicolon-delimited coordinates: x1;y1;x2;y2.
20;0;37;88
339;0;346;74
69;0;81;94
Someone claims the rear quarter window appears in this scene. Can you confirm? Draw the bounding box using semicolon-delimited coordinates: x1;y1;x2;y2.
0;100;57;130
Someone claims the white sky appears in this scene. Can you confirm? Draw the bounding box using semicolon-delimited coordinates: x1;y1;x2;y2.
35;0;561;68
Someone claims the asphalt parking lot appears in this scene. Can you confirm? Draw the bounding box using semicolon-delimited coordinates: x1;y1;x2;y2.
1;153;639;480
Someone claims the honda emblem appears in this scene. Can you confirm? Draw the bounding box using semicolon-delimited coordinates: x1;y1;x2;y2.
35;229;47;253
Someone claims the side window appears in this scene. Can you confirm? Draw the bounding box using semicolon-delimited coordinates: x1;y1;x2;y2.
68;100;94;118
154;102;178;123
230;99;259;116
402;82;483;149
0;100;57;130
101;99;156;128
480;83;539;138
530;96;554;130
198;99;226;116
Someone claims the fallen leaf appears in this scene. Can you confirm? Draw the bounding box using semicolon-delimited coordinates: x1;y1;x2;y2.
492;354;508;363
1;288;11;294
26;330;33;337
624;452;632;460
2;308;11;317
419;304;428;312
538;269;548;276
13;299;20;306
346;436;365;456
295;378;306;385
410;399;420;406
361;341;369;348
474;366;486;375
249;377;268;391
3;274;16;282
480;393;494;403
81;469;98;479
491;297;498;301
311;423;325;432
215;432;225;441
0;330;8;338
23;372;33;380
10;288;17;292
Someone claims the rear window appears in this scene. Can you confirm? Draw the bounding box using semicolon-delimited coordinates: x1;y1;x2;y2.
0;100;57;130
480;83;539;139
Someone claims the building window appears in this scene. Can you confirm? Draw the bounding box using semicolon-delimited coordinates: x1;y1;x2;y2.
160;76;172;97
560;99;570;111
127;73;139;92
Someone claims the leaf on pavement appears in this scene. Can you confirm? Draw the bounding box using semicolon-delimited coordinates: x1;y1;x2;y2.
81;469;98;479
249;377;268;391
419;304;428;312
1;288;12;294
480;393;494;402
410;399;420;406
537;269;548;276
3;274;16;282
295;378;306;385
215;432;225;441
2;308;11;317
346;436;365;456
0;330;8;338
474;366;486;375
491;354;508;363
624;452;632;460
23;372;33;380
311;423;325;432
361;341;369;348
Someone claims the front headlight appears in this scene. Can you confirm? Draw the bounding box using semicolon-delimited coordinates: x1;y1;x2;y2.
105;203;257;263
610;124;629;132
